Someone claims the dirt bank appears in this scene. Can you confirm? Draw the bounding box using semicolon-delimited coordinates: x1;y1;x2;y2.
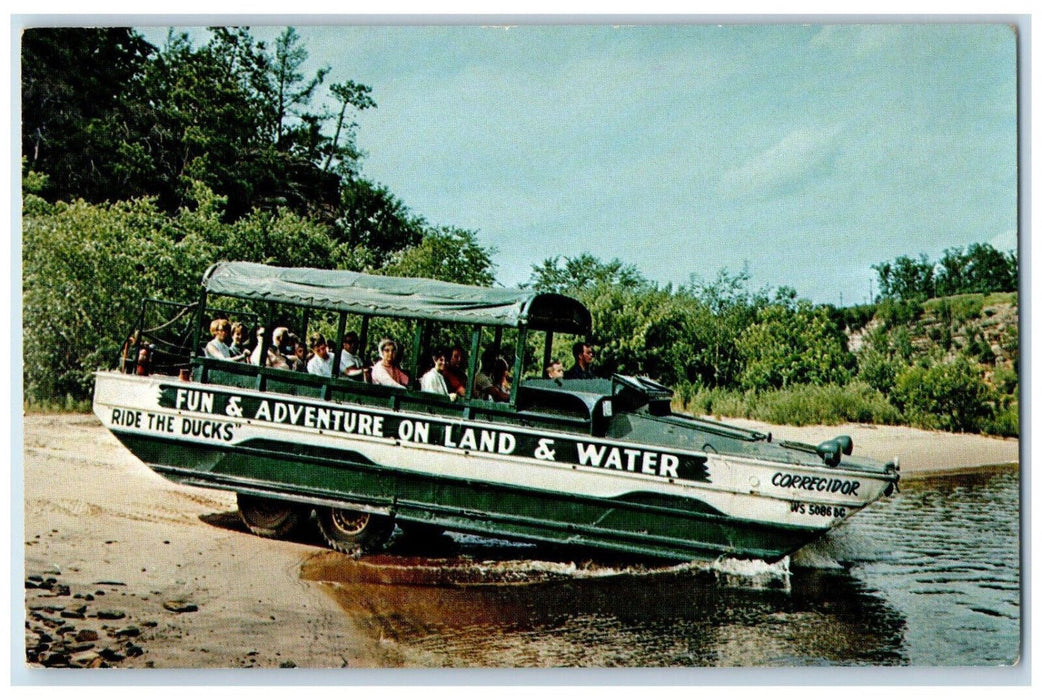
19;413;1019;670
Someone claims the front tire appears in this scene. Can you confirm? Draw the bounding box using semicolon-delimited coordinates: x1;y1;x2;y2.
316;506;395;553
237;493;306;539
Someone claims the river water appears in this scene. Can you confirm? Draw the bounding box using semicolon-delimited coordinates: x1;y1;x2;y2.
306;464;1021;668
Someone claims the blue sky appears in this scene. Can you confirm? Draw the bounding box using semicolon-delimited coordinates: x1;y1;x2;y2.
140;22;1019;305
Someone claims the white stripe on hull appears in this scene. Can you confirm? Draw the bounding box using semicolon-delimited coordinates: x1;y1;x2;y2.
93;372;893;532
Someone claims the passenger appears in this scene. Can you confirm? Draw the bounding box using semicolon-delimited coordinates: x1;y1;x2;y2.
250;327;290;369
204;318;233;360
339;331;366;380
273;327;294;359
564;341;596;379
419;347;454;398
443;344;468;398
289;339;309;373
544;359;564;380
306;333;334;376
371;338;410;388
474;351;511;402
228;322;251;362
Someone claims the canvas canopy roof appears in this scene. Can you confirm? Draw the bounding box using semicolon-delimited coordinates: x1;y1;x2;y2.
202;261;592;334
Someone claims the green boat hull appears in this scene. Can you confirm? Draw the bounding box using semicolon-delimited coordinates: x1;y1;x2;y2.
113;430;820;562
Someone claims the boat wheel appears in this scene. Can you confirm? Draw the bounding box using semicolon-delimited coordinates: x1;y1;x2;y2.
237;493;306;539
316;506;395;553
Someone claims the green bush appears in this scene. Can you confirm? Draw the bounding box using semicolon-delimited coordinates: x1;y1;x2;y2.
982;402;1019;438
876;298;923;329
891;355;995;432
855;348;902;395
737;300;855;390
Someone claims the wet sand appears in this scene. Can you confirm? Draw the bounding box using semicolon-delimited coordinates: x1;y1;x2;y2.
19;412;1020;670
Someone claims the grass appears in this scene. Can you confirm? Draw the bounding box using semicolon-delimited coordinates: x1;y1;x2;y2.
23;395;92;414
677;381;903;427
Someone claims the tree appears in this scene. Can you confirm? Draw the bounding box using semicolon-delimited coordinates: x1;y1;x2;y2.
334;177;425;268
737;299;855;390
143;30;273;217
21;28;156;203
324;81;377;175
268;27;330;150
935;243;1018;296
872;254;935;302
23;27;371;224
527;254;648;294
380;226;497;286
682;267;767;388
22;197;219;402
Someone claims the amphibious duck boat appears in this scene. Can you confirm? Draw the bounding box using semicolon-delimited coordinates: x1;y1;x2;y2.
93;262;899;562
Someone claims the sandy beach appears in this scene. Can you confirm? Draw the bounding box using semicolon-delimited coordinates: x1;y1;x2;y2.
19;412;1019;671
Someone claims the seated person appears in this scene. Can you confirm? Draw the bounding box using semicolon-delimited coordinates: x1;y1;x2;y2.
443;344;468;398
419;347;454;398
473;351;511;402
289;339;309;373
273;327;295;360
250;327;290;369
204;318;233;359
564;342;596;379
306;333;334;376
228;322;251;362
339;331;367;380
371;338;410;388
544;359;564;379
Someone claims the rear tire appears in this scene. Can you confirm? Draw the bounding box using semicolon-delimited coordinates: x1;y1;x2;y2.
237;493;305;539
316;506;395;553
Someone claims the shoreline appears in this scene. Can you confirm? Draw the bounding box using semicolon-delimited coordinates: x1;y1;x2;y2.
20;412;1020;670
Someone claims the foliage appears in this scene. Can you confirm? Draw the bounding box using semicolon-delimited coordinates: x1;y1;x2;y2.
335;177;425;269
873;243;1017;303
891;355;996;432
736;298;855;390
682;267;766;389
21;28;156;204
872;254;935;302
679;382;901;427
874;298;923;330
935;243;1018;297
381;226;497;286
22;197;216;401
922;294;984;324
22;27;376;226
855;347;902;395
527;254;648;294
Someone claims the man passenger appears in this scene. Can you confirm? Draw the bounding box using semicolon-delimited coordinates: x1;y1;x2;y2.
564;342;595;379
339;331;366;380
545;359;564;380
306;333;334;376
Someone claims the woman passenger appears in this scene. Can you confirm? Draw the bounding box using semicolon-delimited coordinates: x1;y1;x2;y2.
371;338;410;388
420;347;453;398
228;322;250;362
204;318;233;359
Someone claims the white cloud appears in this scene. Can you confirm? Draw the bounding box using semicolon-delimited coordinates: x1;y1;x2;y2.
717;127;841;201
